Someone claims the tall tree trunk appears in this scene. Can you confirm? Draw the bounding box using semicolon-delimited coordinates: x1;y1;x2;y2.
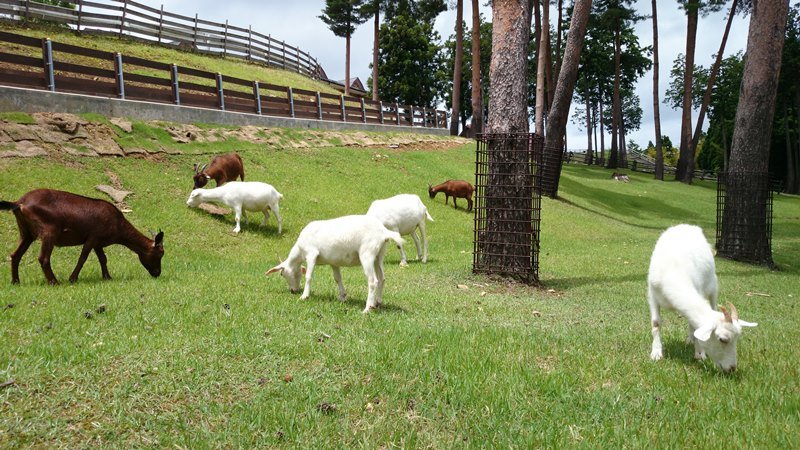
555;0;563;78
607;25;621;169
586;90;593;164
722;117;729;171
786;103;796;193
532;0;541;66
652;0;664;180
450;0;464;136
544;4;555;111
719;0;788;266
599;99;605;165
482;0;532;278
676;2;698;183
372;10;380;101
793;89;800;193
471;0;484;135
345;31;351;96
620;121;627;167
534;0;548;135
691;0;738;158
593;104;599;164
541;0;592;197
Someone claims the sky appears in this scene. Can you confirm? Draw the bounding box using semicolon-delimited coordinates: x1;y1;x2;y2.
165;0;797;150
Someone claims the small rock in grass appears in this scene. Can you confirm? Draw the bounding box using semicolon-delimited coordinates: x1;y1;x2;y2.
96;304;106;314
282;374;293;383
317;402;337;414
84;311;93;319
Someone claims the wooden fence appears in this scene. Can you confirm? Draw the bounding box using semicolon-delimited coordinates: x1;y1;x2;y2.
0;0;324;79
0;30;448;129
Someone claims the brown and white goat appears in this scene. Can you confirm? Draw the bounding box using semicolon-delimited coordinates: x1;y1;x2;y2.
428;180;474;211
0;189;164;285
193;152;245;189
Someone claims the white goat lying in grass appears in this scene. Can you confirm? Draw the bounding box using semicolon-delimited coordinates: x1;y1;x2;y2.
187;181;283;234
648;224;757;372
366;194;433;266
266;215;404;313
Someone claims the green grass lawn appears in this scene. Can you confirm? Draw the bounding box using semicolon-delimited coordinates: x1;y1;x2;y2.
0;140;799;447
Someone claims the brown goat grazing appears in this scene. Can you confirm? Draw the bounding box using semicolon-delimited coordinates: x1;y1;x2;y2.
0;189;164;285
428;180;475;211
193;152;245;188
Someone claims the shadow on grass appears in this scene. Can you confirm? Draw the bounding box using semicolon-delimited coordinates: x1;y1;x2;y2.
662;338;744;380
298;292;406;314
545;272;648;290
187;207;281;237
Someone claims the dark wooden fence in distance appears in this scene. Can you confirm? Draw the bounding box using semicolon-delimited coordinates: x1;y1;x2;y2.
0;30;447;129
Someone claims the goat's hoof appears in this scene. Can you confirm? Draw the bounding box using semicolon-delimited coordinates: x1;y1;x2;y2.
650;351;663;361
694;352;707;361
338;294;347;301
400;261;408;267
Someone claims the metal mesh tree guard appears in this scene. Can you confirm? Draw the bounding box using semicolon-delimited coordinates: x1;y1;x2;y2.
716;172;780;267
473;133;543;285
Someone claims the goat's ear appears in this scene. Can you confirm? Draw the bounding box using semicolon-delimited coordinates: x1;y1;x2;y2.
737;320;758;328
694;323;715;342
154;231;164;247
265;265;283;276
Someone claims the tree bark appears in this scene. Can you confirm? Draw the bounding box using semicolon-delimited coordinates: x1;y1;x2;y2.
585;89;593;165
719;0;789;267
450;0;464;136
691;0;738;162
482;0;533;280
534;0;548;135
676;2;698;183
540;0;592;197
471;0;483;135
593;103;599;164
555;0;563;78
372;10;379;101
599;99;605;165
607;25;622;169
652;0;664;180
345;31;351;96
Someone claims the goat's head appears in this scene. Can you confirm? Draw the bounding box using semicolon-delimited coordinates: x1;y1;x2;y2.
138;230;164;278
186;189;204;208
193;164;210;188
693;302;757;373
427;184;435;198
265;261;304;294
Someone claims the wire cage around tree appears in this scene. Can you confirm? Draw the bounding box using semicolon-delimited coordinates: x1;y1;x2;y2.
473;133;543;285
715;171;781;268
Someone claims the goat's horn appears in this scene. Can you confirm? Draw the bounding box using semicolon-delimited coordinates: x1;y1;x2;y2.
200;164;208;172
720;305;733;323
728;302;739;321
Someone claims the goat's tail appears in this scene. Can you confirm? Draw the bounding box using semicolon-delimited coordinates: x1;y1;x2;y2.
385;230;405;247
0;200;19;211
425;208;434;222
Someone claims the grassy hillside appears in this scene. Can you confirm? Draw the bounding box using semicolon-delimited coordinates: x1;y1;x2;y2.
0;22;341;95
0;133;798;447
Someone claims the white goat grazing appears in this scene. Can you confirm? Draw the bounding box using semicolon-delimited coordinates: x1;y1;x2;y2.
647;224;757;372
186;181;283;234
366;194;433;266
265;215;404;313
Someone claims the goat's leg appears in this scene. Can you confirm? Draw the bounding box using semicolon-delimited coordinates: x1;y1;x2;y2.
397;238;409;267
10;234;34;284
444;194;449;206
232;206;243;233
37;236;58;285
467;196;473;212
374;248;386;306
409;228;422;262
648;289;663;361
300;253;318;300
331;266;346;300
94;247;111;279
690;324;707;360
261;209;270;226
68;243;93;283
419;221;428;263
361;255;379;313
269;203;282;235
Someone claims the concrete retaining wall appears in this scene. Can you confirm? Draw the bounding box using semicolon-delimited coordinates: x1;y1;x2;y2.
0;85;450;136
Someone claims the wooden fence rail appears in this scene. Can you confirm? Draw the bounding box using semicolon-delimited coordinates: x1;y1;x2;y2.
0;30;448;129
0;0;324;79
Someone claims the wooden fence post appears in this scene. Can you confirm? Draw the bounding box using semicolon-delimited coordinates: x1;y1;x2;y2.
409;105;414;126
192;13;198;49
42;38;55;92
281;41;286;70
395;102;400;126
76;0;83;34
170;64;180;105
119;0;128;37
114;52;125;99
360;98;366;124
340;95;346;122
24;0;30;24
379;101;384;124
287;87;295;118
253;81;261;115
216;73;225;110
157;4;164;44
316;92;322;120
247;25;252;61
223;20;228;57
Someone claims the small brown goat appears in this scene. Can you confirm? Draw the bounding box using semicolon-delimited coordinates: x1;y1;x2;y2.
193;152;245;188
428;180;475;211
0;189;164;285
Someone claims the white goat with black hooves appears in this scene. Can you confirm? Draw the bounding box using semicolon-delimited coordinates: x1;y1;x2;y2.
187;181;283;234
647;224;757;373
266;215;404;313
366;194;433;266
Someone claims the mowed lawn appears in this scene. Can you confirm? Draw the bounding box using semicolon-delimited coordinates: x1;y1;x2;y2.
1;140;799;447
